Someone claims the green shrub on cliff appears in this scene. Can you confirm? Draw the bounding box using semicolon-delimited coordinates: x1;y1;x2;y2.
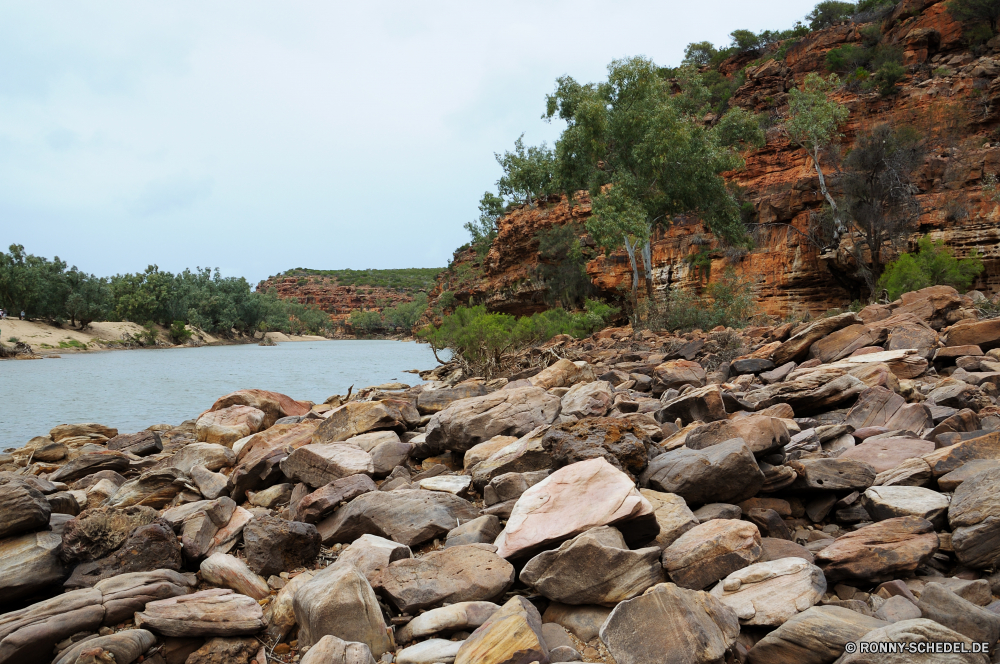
419;300;616;378
169;321;192;344
879;236;984;300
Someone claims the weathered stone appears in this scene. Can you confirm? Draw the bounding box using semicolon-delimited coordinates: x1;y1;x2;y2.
417;383;489;414
318;490;479;547
640;438;765;506
559;380;614;418
182;636;261;664
772;313;863;365
709;557;825;626
242;515;320;576
747;605;887;664
652;360;706;395
924;432;1000;477
293;563;393;655
418;474;472;495
300;634;377;664
541;603;612;643
815;516;938;583
742;370;866;415
731;358;775;374
862;486;949;527
396;639;462;664
313;400;418;444
396;601;499;644
52;629;156;664
247;482;292;508
640;489;698;550
453;596;548;664
494;457;656;560
64;520;182;588
50;451;130;484
425;386;561;454
656;384;727;425
446;515;502;548
292;474;377;523
845;387;905;430
520;525;663;605
189;465;230;500
107;468;192;509
528;358;596;389
94;568;197;625
157;443;236;475
0;588;105;664
471;427;553;491
0;530;66;601
917;582;1000;645
50;423;117;444
135;588;265;637
230;421;319;500
196;405;266;446
463;435;518;471
0;480;51;538
370;441;413;478
599;582;740;664
541;417;650;475
685;415;789;457
949;465;1000;568
661;519;762;591
841;437;935;473
265;569;315;642
335;534;412;585
280;444;374;487
199;552;269;600
59;505;160;564
374;545;514;613
106;430;163;456
693;503;742;521
838;618;989;664
759;537;815;563
209;389;311;428
946;319;1000;350
789;458;877;491
746;508;791;540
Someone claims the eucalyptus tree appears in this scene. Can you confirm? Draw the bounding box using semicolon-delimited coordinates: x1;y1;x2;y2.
544;56;746;310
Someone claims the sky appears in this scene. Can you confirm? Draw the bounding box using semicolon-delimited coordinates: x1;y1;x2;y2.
0;1;819;286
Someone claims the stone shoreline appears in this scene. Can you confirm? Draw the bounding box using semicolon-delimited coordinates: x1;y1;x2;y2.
3;285;1000;663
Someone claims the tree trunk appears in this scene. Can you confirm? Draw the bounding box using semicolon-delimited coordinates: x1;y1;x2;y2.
812;146;846;241
641;238;655;300
623;235;641;320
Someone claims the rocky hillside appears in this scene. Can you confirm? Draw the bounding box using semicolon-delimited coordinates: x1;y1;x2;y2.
434;0;1000;319
259;268;442;323
6;284;1000;662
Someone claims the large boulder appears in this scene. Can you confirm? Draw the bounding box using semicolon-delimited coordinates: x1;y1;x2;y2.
652;360;706;395
559;380;614;418
771;312;862;365
862;486;949;526
424;386;561;453
106;468;192;509
395;601;499;644
494;457;656;560
453;596;548;664
280;444;374;487
946;319;1000;350
917;582;1000;645
291;474;377;524
64;520;182;588
815;516;938;582
599;582;740;664
661;519;762;591
640;489;698;550
789;458;877;492
640;438;765;506
470;427;553;491
155;442;235;475
417;383;489;415
317;490;479;547
300;635;377;664
0;588;105;664
51;629;156;664
837;618;989;664
685;415;789;457
196;405;266;446
208;389;312;428
59;505;160;564
0;480;52;538
373;545;514;613
747;605;887;664
655;385;727;425
948;465;1000;568
0;530;66;601
742;368;866;415
49;451;130;484
520;525;664;605
709;557;826;626
313;400;419;444
540;417;651;475
229;421;319;500
135;588;265;637
199;553;269;600
293;563;393;656
242;515;321;576
106;430;163;456
528;358;596;389
335;534;412;585
841;437;935;473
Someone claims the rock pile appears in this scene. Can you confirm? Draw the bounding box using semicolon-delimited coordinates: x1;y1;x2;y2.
4;286;1000;663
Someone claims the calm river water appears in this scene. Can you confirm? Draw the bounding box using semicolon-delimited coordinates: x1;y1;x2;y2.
0;340;440;448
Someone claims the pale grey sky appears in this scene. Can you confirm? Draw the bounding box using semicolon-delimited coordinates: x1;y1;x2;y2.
1;1;818;284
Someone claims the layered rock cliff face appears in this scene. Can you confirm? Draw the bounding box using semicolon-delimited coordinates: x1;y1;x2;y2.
257;275;424;323
435;0;1000;319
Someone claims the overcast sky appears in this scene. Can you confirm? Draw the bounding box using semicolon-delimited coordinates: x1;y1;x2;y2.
1;1;818;285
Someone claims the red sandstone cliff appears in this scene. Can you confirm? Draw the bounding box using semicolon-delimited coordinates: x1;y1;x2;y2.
432;0;1000;319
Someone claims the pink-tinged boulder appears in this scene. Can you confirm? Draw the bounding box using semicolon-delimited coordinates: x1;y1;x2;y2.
815;516;938;583
528;358;596;389
196;406;266;447
229;421;319;500
652;360;706;395
946;319;1000;351
494;457;656;560
312;400;419;444
209;389;312;428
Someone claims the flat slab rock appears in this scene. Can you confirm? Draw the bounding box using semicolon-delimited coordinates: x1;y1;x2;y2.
709;557;826;626
747;605;887;664
661;519;762;591
640;438;765;507
600;582;740;664
135;588;265;637
815;516;938;583
373;545;515;613
453;596;548;664
317;490;480;547
520;525;664;606
396;601;499;644
425;386;562;453
494;457;656;560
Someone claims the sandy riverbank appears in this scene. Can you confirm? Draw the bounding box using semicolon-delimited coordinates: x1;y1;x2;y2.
0;319;327;356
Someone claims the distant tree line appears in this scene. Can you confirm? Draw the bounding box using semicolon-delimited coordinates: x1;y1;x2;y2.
0;244;333;336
